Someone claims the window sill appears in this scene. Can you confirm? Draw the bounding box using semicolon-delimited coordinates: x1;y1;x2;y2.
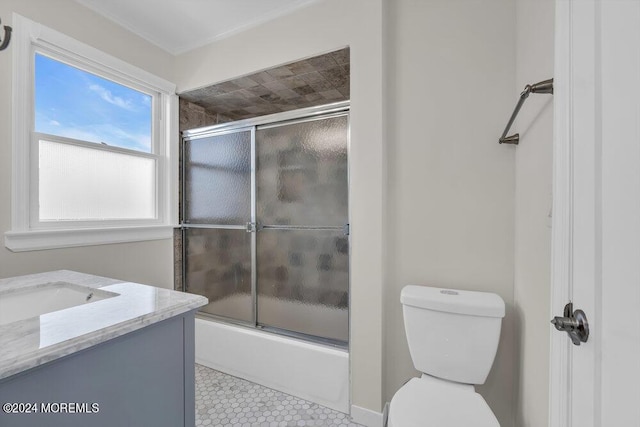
4;225;175;252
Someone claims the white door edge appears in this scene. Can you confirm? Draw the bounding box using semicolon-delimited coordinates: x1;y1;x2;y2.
549;1;640;425
549;1;576;426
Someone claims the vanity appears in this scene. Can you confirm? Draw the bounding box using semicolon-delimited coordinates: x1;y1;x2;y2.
0;270;207;427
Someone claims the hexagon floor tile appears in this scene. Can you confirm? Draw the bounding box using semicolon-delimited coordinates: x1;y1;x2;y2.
195;364;365;427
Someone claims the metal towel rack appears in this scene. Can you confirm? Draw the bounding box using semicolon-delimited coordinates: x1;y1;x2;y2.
499;78;554;145
0;17;11;52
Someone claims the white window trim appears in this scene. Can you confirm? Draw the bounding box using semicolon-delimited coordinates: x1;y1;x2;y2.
5;14;179;252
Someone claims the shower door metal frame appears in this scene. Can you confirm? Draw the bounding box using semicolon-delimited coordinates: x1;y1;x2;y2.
181;101;351;348
181;124;255;328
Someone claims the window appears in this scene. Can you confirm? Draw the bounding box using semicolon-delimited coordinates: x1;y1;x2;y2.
5;15;178;251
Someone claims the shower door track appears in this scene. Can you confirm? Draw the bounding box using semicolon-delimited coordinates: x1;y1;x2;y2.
193;310;349;349
182;101;349;141
181;101;350;349
259;225;347;231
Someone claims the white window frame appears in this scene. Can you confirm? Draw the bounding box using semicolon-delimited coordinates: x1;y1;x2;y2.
5;14;179;252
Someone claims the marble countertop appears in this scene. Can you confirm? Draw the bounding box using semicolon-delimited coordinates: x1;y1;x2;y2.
0;270;207;381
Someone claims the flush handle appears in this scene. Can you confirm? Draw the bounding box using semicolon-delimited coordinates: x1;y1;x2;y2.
551;302;589;346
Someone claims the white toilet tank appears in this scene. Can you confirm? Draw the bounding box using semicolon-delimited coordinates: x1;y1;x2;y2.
401;285;505;385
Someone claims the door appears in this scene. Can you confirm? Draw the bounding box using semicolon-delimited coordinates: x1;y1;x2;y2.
255;115;350;343
550;1;640;425
180;104;350;345
182;128;254;323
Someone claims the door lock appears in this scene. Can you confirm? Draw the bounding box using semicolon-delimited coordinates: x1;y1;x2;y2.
551;302;589;346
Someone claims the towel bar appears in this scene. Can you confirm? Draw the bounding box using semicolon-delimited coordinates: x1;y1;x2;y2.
499;78;553;145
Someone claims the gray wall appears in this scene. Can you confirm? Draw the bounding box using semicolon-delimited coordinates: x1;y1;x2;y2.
514;0;555;425
177;3;519;420
384;1;517;425
0;1;556;424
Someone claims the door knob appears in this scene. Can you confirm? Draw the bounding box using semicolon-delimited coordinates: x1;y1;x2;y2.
551;302;589;346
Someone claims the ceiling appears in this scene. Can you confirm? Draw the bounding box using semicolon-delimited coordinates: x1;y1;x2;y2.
74;0;320;55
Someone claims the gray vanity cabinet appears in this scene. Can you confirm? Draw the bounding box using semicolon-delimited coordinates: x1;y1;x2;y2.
0;311;197;427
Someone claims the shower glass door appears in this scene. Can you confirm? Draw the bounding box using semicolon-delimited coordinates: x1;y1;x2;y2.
255;115;349;343
181;104;349;346
183;128;254;323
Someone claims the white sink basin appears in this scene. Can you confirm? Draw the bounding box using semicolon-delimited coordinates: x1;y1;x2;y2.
0;282;119;326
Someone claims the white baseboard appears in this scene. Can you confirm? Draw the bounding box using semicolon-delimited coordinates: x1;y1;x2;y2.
351;405;384;427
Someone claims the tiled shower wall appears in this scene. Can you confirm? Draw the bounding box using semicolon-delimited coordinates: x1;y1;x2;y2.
179;99;231;132
173;228;183;291
179;48;349;121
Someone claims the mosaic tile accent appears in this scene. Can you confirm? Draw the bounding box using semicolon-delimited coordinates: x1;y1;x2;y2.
195;364;363;427
180;48;350;122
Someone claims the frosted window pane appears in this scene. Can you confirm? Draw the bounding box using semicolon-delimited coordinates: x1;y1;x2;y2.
39;140;156;221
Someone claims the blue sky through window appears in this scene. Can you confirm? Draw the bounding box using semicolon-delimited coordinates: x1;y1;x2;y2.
35;53;152;152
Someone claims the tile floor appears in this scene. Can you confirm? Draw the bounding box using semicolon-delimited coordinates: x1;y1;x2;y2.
195;364;365;427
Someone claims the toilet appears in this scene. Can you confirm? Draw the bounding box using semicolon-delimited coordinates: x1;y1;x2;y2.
388;285;505;427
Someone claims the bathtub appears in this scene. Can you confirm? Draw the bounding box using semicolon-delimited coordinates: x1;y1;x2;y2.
194;295;350;413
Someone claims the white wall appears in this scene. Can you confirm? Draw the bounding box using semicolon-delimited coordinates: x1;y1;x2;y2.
175;0;386;413
384;1;517;426
513;0;554;425
0;0;176;288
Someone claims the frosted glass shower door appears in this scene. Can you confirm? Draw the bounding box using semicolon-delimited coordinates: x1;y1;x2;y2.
255;115;349;343
183;129;254;323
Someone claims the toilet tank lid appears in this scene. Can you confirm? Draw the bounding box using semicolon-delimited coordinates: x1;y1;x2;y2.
401;285;505;318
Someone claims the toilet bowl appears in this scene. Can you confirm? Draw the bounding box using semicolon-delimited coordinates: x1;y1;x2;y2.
388;376;499;427
388;285;505;427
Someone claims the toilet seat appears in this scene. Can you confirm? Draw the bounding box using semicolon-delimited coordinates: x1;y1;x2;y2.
388;376;500;427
